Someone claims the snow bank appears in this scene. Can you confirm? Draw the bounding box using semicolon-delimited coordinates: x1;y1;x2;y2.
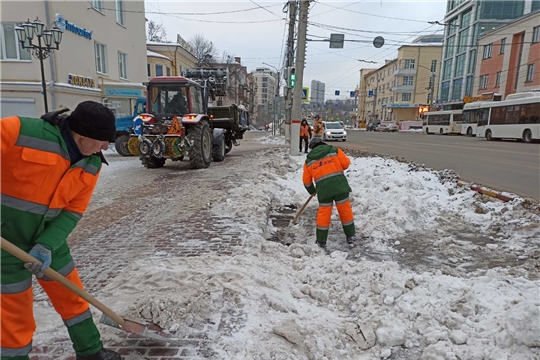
258;134;287;145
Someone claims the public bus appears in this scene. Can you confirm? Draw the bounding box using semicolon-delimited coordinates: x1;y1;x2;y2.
476;91;540;143
461;101;493;137
422;110;463;135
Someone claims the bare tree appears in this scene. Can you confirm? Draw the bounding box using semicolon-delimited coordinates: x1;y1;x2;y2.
189;34;219;67
147;20;167;42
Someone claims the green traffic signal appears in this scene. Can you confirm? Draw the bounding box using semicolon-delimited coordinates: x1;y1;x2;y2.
290;74;296;88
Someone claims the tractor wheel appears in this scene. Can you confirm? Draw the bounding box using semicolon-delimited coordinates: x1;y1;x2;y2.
142;156;165;169
212;135;226;162
115;134;133;157
187;121;212;169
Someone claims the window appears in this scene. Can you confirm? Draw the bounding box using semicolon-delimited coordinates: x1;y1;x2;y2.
533;0;540;12
443;59;453;80
262;76;268;83
0;23;31;61
499;38;506;54
147;64;151;77
402;93;412;101
441;81;450;101
403;76;414;86
468;49;476;74
430;60;437;73
155;64;163;77
495;71;501;87
404;59;415;69
427;92;432;104
448;17;458;36
465;75;474;96
461;9;472;27
118;52;128;79
479;74;489;89
452;78;463;100
482;44;492;59
91;0;104;12
477;1;524;20
458;30;468;53
455;54;466;77
166;67;171;76
526;64;535;82
150;86;189;115
94;42;108;74
533;26;540;44
446;36;455;58
116;0;125;26
191;88;204;113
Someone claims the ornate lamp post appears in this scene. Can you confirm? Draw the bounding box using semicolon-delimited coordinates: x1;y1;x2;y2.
15;18;63;113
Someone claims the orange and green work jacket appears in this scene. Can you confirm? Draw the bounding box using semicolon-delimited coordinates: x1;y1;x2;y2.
1;116;102;271
302;143;352;200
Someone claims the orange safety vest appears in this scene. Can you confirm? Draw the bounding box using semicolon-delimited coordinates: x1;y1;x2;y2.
300;124;310;137
313;120;324;136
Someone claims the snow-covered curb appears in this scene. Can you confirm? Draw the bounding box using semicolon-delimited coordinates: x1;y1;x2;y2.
257;134;287;145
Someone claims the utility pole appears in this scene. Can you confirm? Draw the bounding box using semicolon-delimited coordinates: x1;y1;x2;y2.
284;0;297;141
428;71;435;107
291;0;309;156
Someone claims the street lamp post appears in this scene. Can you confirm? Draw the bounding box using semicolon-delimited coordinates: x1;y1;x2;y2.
16;18;63;113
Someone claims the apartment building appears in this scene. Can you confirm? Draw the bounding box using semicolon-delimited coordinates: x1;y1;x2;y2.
473;10;540;98
437;0;540;108
310;79;325;105
146;41;197;78
1;0;147;118
357;68;376;126
359;40;443;123
252;67;278;106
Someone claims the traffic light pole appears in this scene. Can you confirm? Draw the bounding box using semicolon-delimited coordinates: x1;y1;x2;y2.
291;0;309;156
284;0;297;142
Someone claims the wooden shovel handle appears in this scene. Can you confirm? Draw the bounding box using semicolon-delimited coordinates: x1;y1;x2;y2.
0;237;125;327
292;193;316;224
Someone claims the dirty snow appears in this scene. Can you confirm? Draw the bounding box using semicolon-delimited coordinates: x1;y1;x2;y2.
33;146;540;359
258;134;287;145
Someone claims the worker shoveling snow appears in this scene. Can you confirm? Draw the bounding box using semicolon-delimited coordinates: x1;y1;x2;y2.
31;148;539;359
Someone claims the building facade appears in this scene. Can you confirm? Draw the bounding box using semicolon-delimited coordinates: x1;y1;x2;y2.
252;67;278;106
359;41;442;123
310;79;325;105
437;0;540;108
473;11;540;98
146;41;197;77
1;0;147;119
146;50;173;79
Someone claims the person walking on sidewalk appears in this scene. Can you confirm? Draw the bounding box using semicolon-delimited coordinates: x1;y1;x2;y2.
302;137;357;249
299;118;312;153
312;114;324;138
0;102;121;360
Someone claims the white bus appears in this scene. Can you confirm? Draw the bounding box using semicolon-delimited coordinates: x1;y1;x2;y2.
476;91;540;143
461;101;493;136
422;110;463;135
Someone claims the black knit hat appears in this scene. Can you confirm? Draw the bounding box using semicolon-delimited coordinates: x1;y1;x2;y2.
68;101;116;141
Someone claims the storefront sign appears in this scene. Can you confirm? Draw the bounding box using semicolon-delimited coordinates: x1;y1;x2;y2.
68;74;95;88
105;88;143;97
55;13;92;40
463;93;494;103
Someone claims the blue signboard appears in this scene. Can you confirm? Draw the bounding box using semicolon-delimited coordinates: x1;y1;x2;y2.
55;13;92;40
368;90;374;96
105;88;143;98
302;88;308;100
350;91;356;98
335;90;340;96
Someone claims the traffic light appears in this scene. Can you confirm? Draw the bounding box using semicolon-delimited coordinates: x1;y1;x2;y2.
289;67;296;88
418;105;430;114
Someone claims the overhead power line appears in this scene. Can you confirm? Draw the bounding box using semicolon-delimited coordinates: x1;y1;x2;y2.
315;2;431;23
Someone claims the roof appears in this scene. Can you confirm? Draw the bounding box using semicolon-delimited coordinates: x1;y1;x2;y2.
146;41;197;60
147;50;171;61
399;43;443;48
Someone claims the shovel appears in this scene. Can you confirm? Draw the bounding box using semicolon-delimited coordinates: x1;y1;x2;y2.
0;237;174;342
284;193;316;245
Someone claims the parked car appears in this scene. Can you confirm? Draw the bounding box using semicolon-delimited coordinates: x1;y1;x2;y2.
366;123;378;131
322;121;347;141
387;123;399;132
376;124;389;132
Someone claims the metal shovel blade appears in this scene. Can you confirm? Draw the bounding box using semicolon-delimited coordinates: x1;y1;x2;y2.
99;314;175;342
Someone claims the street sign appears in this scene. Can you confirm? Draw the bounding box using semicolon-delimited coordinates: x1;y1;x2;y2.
373;36;385;48
335;90;340;96
350;91;356;98
302;87;309;103
334;103;339;108
329;33;345;49
368;90;374;96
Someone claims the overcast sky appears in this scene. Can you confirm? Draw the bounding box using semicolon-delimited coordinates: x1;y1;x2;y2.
144;1;447;100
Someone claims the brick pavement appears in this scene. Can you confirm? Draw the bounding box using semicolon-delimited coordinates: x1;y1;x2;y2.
31;138;278;359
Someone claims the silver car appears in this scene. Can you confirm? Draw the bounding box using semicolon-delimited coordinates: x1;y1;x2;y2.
322;121;347;141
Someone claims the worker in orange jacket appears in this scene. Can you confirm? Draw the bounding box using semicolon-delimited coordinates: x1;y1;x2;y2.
312;114;324;138
299;118;312;153
1;102;121;360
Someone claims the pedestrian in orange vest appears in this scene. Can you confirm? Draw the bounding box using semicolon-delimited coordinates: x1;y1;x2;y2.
303;137;357;249
299;118;312;153
312;114;324;138
1;102;121;360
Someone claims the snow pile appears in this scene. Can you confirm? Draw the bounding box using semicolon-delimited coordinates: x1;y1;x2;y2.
400;129;423;133
258;134;287;145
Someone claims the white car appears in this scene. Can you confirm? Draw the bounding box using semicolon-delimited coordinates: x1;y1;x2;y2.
322;121;347;141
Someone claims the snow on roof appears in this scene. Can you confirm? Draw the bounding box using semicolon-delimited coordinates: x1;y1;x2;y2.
147;50;171;61
400;42;443;47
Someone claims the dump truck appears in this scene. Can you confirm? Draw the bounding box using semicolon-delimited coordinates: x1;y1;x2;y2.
126;68;249;169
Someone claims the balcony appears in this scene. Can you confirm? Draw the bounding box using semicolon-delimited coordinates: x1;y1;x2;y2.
392;84;415;92
393;68;416;76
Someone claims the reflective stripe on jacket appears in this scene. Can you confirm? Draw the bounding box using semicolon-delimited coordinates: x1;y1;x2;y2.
1;116;103;254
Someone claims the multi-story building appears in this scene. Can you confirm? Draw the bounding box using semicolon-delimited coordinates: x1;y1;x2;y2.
252;67;278;106
310;79;325;105
146;40;197;78
473;10;540;98
359;38;443;123
437;0;540;108
1;0;147;118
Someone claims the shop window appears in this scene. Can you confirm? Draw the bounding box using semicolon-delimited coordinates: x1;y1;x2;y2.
94;42;108;74
0;23;31;61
